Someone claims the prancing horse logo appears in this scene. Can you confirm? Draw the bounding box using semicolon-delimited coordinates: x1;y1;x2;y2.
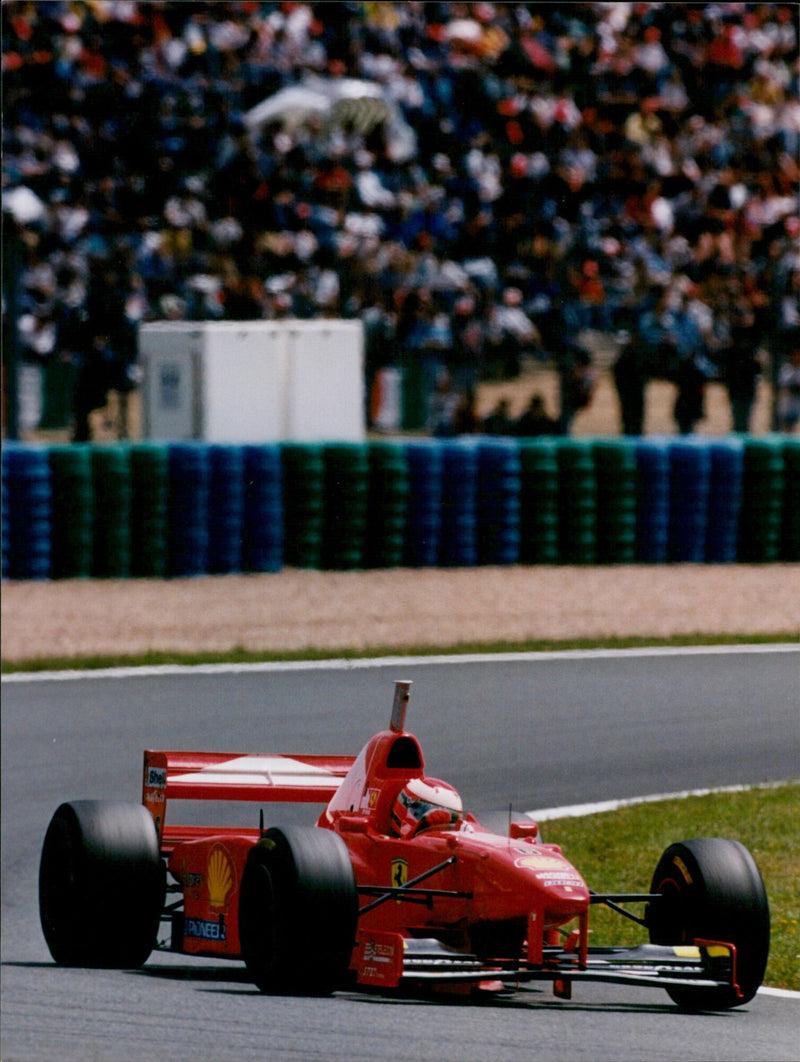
391;858;408;891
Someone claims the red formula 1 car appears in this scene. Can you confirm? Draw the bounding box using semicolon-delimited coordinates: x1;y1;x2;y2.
39;682;770;1010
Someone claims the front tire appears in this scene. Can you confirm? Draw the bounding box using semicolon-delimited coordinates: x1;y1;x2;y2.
647;837;770;1010
39;800;165;968
238;827;358;995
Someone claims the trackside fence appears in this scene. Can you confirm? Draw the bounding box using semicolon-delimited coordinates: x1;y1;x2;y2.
2;436;798;580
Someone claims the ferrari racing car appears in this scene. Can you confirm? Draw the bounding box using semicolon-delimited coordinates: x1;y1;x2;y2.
39;681;770;1009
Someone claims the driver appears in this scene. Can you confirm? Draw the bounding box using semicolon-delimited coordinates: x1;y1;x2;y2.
390;777;464;838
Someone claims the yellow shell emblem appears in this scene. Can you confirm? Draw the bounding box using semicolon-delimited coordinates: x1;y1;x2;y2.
207;847;234;908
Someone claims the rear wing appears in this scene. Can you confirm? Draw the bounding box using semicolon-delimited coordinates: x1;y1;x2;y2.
143;749;356;843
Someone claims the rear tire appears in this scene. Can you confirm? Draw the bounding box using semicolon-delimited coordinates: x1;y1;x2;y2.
238;827;358;995
647;837;770;1010
39;800;165;968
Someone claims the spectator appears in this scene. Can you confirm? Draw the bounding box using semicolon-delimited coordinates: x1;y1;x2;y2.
428;367;461;438
612;338;648;436
514;392;559;437
2;1;798;442
482;397;514;436
777;332;800;434
721;307;763;434
486;287;540;379
558;343;597;434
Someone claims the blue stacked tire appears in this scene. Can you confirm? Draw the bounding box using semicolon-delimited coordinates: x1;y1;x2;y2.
323;443;369;570
91;444;132;578
438;439;478;567
49;444;93;579
635;438;671;563
365;442;409;569
168;443;210;576
404;440;443;567
243;444;284;573
738;436;785;562
3;444;51;580
557;439;597;565
208;444;245;574
518;439;559;564
780;437;800;562
705;438;744;563
593;439;637;564
668;439;711;563
130;443;169;578
282;444;325;569
477;438;521;565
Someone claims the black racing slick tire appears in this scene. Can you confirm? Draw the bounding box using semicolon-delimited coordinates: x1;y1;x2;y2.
238;827;358;996
39;800;165;968
647;837;770;1010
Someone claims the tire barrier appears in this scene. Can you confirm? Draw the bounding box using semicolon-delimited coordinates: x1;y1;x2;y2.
243;444;284;574
281;443;324;569
477;438;521;565
557;439;597;565
668;439;711;563
738;436;785;563
208;444;245;575
322;443;369;570
593;440;638;565
167;443;210;577
518;439;560;564
439;439;479;567
130;443;169;578
2;444;51;580
365;442;409;569
635;438;671;564
91;444;132;578
706;438;744;564
2;436;798;580
404;440;443;567
49;444;93;579
781;438;800;562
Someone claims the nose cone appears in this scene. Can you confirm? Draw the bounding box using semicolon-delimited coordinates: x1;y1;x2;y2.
511;848;590;918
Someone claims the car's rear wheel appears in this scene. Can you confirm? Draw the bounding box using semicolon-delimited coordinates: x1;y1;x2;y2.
39;800;165;968
238;826;358;995
647;837;770;1010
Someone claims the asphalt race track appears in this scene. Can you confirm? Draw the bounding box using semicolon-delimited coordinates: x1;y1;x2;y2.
2;647;798;1062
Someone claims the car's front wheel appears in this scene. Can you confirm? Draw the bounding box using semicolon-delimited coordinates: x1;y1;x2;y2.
39;800;165;968
238;826;358;995
647;837;770;1010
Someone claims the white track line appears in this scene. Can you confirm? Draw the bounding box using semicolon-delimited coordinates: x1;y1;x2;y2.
3;641;798;683
524;779;798;821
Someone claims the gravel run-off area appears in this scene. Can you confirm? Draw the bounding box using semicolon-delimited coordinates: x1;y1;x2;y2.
2;565;799;664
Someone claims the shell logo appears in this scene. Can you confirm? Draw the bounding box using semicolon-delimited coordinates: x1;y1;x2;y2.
207;847;235;908
515;853;567;871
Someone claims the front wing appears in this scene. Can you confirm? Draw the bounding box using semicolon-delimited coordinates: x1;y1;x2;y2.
354;934;740;1000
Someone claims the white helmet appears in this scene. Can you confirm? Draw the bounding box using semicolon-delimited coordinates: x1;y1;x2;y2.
391;777;463;838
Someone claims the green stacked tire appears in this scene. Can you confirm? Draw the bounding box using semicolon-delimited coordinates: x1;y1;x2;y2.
738;436;784;562
557;439;597;565
323;443;369;569
281;444;325;568
130;443;169;578
593;439;637;564
365;442;409;568
780;437;800;561
91;444;132;578
518;439;560;564
49;444;93;578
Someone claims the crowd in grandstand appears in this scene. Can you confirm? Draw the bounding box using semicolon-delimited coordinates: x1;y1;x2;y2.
3;1;799;438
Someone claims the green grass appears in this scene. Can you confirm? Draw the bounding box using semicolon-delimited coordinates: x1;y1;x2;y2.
537;781;800;992
1;629;796;673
